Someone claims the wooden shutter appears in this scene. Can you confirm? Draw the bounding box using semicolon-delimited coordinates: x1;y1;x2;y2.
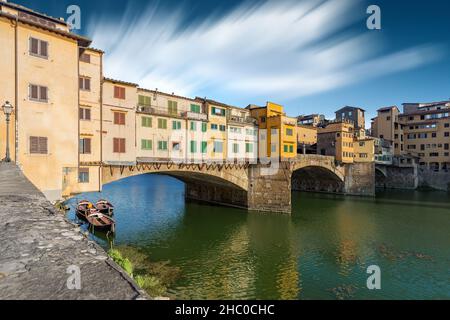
30;38;39;55
114;112;119;124
40;41;48;57
120;87;126;99
79;108;83;119
79;77;83;90
39;137;48;154
85;78;91;91
114;86;120;99
80;53;90;63
30;136;39;153
120;138;126;153
85;108;91;120
40;86;48;101
113;138;119;153
30;85;38;100
85;138;91;154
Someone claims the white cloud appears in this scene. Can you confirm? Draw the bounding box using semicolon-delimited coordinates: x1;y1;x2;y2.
87;0;441;104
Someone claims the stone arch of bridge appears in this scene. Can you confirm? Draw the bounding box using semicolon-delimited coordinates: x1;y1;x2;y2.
101;163;249;192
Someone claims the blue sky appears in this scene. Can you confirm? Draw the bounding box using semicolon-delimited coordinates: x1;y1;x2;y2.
14;0;450;124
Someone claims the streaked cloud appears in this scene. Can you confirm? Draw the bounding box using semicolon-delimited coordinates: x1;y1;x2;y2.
87;0;442;104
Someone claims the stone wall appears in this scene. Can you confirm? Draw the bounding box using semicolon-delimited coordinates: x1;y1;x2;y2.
185;180;248;208
344;162;375;196
418;169;450;192
376;165;418;190
247;164;292;214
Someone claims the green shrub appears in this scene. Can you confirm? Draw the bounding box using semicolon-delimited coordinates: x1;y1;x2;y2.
108;249;133;277
134;275;166;297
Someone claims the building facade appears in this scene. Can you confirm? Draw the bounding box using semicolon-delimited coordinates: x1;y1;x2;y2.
335;106;366;130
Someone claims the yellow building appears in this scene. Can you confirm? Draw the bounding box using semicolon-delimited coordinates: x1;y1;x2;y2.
317;121;355;163
247;102;297;160
76;48;104;194
296;124;317;153
102;78;138;165
0;1;91;200
353;138;375;162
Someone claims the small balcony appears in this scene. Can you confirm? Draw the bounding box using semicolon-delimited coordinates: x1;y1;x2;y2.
228;115;257;125
183;111;208;121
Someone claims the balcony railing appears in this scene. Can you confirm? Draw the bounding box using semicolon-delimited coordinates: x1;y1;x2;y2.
182;111;208;121
228;115;257;125
137;105;207;120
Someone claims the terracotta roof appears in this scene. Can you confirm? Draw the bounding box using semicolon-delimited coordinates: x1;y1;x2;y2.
335;106;366;113
0;10;91;47
86;47;105;54
377;106;399;112
1;0;68;26
195;97;243;110
104;77;139;87
138;88;198;102
399;108;450;117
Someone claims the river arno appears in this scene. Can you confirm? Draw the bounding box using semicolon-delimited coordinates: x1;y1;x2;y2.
66;174;450;300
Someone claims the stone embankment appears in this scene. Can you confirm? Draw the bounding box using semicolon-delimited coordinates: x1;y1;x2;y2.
0;163;147;300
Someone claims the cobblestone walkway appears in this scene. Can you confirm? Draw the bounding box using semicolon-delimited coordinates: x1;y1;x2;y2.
0;163;146;300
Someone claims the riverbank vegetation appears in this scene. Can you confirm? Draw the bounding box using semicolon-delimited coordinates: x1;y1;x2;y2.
108;246;180;298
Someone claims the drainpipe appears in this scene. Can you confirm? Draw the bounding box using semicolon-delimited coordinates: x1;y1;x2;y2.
99;52;104;191
14;15;18;164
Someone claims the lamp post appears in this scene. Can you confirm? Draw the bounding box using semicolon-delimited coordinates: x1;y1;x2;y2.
2;101;14;163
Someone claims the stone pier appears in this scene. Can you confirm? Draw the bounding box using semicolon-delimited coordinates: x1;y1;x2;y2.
0;163;146;300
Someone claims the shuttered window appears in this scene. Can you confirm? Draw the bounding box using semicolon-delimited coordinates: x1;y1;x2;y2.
141;139;152;150
158;118;167;129
246;143;253;153
232;143;239;153
172;121;181;130
29;84;48;102
79;107;91;120
168;100;178;115
114;86;126;99
29;136;48;154
158;141;168;150
80;53;91;63
190;104;200;113
138;95;151;106
29;37;48;58
201;141;207;154
113;138;126;153
202;123;207;132
79;77;91;91
113;112;126;125
190;141;197;153
141;116;152;127
190;122;197;131
78;168;89;183
79;138;91;154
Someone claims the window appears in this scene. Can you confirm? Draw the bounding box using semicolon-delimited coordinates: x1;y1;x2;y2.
168;100;178;115
211;124;218;130
79;138;91;154
246;143;253;153
211;107;226;116
190;122;197;131
158;141;168;151
445;123;450;128
190;104;201;113
261;117;266;123
29;37;48;58
172;121;181;130
158;118;167;129
79;77;91;91
78;168;89;183
29;84;48;102
79;107;91;120
445;132;450;137
429;153;439;157
271;144;277;153
219;125;226;132
172;142;180;151
232;143;239;153
141;139;152;150
284;145;288;153
201;123;207;132
142;116;152;127
213;141;223;153
230;127;242;134
432;132;437;138
29;136;48;154
138;95;151;106
387;116;391;121
201;141;207;154
190;141;197;153
289;145;294;153
445;144;449;150
113;138;126;153
286;128;293;136
114;86;126;99
80;53;90;63
114;112;126;125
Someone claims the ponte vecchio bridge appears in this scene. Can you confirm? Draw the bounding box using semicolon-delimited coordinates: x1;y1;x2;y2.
100;154;375;214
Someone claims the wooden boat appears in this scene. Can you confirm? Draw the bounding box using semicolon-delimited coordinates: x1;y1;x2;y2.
86;209;116;233
95;199;114;216
76;200;94;221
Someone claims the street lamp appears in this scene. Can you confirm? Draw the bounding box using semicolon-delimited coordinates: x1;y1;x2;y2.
2;101;14;162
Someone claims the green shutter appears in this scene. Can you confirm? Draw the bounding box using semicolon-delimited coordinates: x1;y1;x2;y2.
191;104;200;113
190;141;197;153
201;141;207;153
142;117;152;127
246;143;253;153
202;123;207;132
141;139;152;150
284;145;288;153
190;122;196;131
289;145;294;153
